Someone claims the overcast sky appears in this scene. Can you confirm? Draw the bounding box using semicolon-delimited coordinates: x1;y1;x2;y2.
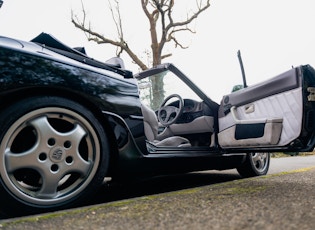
1;0;314;102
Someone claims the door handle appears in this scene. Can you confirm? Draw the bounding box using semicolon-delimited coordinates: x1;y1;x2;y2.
245;104;255;114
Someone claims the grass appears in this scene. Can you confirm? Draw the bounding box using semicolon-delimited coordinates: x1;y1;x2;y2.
271;151;315;158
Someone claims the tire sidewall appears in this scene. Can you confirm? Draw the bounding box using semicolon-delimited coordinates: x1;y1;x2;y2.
237;152;270;178
0;96;109;216
249;152;270;176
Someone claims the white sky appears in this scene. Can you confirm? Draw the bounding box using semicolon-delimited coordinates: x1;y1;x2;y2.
0;0;315;102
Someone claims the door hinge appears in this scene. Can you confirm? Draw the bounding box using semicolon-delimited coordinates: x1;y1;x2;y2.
307;87;315;101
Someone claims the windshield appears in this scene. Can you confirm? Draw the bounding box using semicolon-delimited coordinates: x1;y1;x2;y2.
138;69;201;111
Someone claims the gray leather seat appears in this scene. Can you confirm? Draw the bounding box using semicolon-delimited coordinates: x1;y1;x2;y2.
141;104;191;147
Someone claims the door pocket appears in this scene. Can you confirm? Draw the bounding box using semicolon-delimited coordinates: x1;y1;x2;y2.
235;123;265;140
218;106;283;148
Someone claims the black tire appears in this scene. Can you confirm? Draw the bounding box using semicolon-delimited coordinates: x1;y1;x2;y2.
236;152;270;178
0;96;109;217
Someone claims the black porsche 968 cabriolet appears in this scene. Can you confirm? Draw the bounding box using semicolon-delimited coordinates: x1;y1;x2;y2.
0;32;315;216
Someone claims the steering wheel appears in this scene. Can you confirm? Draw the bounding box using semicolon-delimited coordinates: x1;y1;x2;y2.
158;94;184;126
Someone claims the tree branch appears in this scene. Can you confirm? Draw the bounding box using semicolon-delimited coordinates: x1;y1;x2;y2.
72;0;211;69
72;1;148;70
166;0;210;32
161;53;172;59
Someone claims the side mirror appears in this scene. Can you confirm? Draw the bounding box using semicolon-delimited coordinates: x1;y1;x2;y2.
232;84;244;92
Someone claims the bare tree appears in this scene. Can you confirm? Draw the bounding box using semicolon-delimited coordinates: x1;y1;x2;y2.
72;0;211;108
72;0;210;69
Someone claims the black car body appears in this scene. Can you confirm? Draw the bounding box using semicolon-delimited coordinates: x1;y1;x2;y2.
0;33;315;216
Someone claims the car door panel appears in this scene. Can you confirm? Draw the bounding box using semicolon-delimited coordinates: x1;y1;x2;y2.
220;68;300;108
218;67;303;148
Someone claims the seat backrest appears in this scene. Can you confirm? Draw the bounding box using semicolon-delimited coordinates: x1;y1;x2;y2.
141;104;159;141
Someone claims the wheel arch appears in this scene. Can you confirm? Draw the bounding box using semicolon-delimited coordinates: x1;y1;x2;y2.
0;87;121;172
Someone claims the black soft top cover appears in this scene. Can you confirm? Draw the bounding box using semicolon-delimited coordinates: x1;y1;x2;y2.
31;33;133;78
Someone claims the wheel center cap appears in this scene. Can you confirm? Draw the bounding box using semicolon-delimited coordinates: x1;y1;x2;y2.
50;146;65;162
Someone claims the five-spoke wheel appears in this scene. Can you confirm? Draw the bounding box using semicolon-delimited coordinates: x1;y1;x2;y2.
0;96;109;216
237;152;270;177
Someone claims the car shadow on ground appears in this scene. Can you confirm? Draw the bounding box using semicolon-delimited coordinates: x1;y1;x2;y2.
0;171;241;220
88;171;242;205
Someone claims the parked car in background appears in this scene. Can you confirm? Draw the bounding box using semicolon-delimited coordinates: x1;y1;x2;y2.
1;33;315;216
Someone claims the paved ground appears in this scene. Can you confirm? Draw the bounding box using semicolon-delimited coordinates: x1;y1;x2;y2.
1;165;314;230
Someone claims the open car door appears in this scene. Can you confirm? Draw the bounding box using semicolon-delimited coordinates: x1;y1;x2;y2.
218;65;315;152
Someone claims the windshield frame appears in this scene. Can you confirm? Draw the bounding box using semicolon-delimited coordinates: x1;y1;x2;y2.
134;63;217;108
